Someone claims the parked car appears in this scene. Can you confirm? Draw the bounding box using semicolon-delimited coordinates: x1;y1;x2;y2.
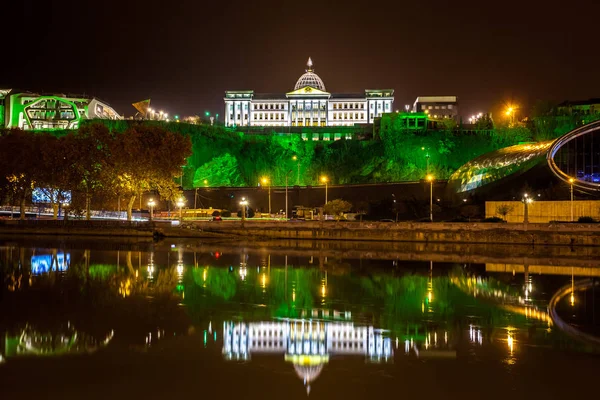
212;216;222;221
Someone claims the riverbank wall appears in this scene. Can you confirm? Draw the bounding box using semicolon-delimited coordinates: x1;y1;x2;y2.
186;221;600;246
2;220;600;246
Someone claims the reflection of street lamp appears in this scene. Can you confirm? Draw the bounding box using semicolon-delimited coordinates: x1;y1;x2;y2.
177;197;185;223
570;266;576;306
261;177;271;215
569;177;575;222
148;199;155;221
292;155;300;185
426;175;434;221
320;176;328;205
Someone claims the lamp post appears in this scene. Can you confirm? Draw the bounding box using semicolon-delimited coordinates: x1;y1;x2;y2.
569;178;575;222
320;176;328;205
285;169;292;219
426;174;434;221
523;193;532;223
240;197;248;225
292;155;300;185
261;177;271;215
148;199;155;222
421;147;430;174
177;197;185;223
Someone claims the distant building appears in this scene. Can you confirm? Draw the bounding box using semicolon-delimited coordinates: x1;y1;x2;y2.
557;98;600;115
0;89;121;130
224;58;394;128
412;96;458;120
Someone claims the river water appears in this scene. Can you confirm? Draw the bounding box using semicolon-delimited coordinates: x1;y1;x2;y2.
0;236;599;399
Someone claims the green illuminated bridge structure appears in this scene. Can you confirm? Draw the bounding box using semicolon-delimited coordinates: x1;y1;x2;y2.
449;120;600;195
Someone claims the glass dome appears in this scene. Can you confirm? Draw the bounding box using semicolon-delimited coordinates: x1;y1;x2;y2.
294;57;326;91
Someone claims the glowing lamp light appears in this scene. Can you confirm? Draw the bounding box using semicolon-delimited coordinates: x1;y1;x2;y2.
148;199;155;207
176;198;185;208
320;176;328;183
426;174;434;182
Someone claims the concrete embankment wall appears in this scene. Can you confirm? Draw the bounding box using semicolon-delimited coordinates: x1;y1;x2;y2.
0;220;154;237
190;221;600;246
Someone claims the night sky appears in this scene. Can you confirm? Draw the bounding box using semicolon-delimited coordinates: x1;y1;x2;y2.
3;0;599;119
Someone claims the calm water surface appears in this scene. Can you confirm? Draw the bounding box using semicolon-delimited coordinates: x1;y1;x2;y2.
0;236;599;399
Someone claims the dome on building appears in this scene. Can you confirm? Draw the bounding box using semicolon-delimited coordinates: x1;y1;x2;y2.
294;57;326;91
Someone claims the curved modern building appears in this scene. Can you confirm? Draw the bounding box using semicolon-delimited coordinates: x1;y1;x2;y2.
0;89;121;130
449;120;600;197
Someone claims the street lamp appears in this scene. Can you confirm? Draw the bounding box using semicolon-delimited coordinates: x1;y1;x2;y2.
320;175;329;205
505;105;518;125
285;169;293;219
261;177;271;215
569;177;575;222
523;193;533;223
148;199;155;221
240;197;249;224
426;174;434;221
292;155;300;185
421;147;430;174
176;197;185;223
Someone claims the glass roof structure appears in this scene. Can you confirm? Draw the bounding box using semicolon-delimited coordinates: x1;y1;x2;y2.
449;142;554;193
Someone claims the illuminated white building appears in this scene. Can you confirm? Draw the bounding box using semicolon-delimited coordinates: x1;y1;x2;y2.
224;58;394;128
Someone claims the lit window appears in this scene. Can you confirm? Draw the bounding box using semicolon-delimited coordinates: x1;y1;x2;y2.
448;104;453;109
435;106;440;109
428;106;432;110
441;105;446;109
422;105;426;110
334;104;337;109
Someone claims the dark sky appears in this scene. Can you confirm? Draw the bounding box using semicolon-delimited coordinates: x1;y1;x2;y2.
3;0;600;119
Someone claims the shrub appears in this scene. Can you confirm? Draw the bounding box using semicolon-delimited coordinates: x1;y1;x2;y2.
211;210;221;217
482;217;506;223
577;216;596;223
221;210;232;218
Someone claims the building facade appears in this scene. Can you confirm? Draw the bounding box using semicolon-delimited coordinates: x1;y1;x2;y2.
0;89;121;130
224;58;394;128
412;96;458;120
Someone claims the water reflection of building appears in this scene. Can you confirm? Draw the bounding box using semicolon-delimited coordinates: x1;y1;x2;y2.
223;319;392;393
31;252;70;274
2;323;113;359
